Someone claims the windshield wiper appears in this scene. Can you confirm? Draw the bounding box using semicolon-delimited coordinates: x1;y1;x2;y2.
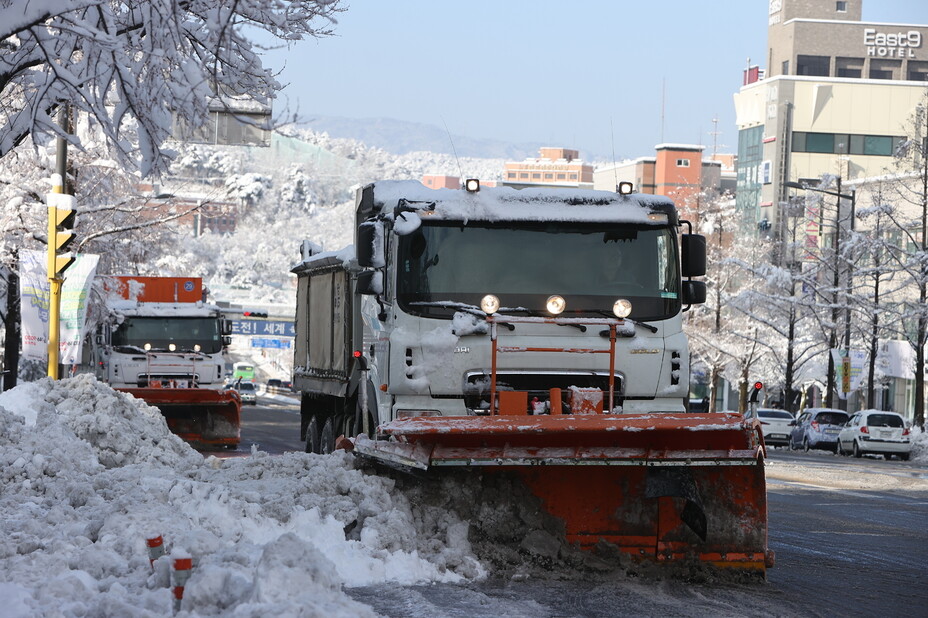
409;301;515;331
410;300;483;317
590;311;659;334
498;307;587;332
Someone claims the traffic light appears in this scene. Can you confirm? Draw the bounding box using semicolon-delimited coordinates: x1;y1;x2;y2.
749;381;764;403
243;310;268;318
48;193;76;277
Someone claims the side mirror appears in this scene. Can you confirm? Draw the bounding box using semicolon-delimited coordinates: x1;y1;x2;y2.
357;221;385;268
222;335;232;346
682;280;706;305
681;234;706;277
220;318;233;335
357;270;383;296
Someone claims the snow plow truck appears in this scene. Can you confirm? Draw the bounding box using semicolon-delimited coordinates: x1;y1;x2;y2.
94;276;241;448
291;180;773;573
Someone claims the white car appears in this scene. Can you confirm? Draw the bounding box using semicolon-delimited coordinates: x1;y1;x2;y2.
836;410;912;461
757;408;793;448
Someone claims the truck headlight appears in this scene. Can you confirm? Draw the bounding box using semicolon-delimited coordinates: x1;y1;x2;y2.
546;295;566;315
613;299;632;318
481;294;500;314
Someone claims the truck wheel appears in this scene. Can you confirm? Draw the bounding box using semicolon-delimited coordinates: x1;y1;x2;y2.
305;415;320;454
320;417;336;454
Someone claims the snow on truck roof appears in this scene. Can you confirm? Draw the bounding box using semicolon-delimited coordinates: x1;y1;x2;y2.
294;180;680;271
107;300;221;318
358;180;678;225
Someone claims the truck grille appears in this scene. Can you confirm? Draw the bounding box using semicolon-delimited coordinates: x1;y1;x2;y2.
137;373;199;387
463;371;623;414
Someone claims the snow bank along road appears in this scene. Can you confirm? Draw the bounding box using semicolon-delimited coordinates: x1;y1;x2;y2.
0;375;925;616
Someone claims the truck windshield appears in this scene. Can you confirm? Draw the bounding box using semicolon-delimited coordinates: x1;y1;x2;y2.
112;317;222;354
396;221;681;320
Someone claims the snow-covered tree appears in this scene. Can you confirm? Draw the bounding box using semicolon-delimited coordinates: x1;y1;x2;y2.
878;94;928;426
1;0;342;177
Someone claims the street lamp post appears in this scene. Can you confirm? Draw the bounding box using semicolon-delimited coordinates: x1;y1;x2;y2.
784;180;856;410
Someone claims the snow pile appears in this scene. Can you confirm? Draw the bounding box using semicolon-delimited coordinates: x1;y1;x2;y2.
0;375;484;617
911;425;928;464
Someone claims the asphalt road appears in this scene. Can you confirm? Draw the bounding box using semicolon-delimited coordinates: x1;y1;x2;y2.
212;404;928;616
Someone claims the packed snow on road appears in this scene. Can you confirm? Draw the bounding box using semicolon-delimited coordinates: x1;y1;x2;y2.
0;375;925;616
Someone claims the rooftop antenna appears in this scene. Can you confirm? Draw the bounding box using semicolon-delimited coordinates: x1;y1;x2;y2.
660;78;666;143
710;116;721;159
441;116;465;181
611;117;619;192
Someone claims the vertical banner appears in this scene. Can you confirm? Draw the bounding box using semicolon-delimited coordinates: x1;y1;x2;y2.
19;250;49;360
831;348;868;400
60;254;99;365
18;251;99;364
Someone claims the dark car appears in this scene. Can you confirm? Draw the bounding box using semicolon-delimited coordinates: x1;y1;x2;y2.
266;378;282;390
789;408;849;452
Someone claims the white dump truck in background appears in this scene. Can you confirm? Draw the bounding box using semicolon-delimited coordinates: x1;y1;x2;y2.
94;276;240;448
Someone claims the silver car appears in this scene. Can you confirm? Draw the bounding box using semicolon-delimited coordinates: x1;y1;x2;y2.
789;408;849;452
837;410;912;460
232;381;258;405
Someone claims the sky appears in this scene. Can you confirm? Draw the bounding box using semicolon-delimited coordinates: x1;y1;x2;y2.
1;373;925;616
259;0;928;161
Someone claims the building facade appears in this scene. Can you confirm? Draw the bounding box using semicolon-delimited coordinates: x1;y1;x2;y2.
502;148;594;189
734;0;928;233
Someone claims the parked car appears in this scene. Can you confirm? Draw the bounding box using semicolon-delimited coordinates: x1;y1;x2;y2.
837;410;912;460
789;408;849;452
232;381;258;405
266;378;282;390
757;408;794;447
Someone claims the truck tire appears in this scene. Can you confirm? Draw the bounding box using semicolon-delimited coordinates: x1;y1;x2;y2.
305;415;321;454
320;417;336;454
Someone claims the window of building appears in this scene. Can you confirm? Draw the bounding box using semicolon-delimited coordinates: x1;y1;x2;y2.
797;55;830;77
532;172;541;179
835;57;863;78
793;132;905;156
544;173;553;179
908;61;928;82
782;60;789;75
676;159;690;167
507;172;516;179
557;173;566;180
835;1;847;12
869;59;901;80
519;172;528;179
569;173;578;180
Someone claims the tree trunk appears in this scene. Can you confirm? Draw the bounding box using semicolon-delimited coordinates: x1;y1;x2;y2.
3;266;20;391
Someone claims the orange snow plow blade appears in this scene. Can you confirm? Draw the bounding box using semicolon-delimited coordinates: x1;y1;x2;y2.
120;387;242;448
354;412;773;573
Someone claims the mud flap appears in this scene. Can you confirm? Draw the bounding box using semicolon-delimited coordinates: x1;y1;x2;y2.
645;467;707;541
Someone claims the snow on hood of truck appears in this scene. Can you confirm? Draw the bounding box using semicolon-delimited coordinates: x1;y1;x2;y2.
359;180;677;225
107;300;220;317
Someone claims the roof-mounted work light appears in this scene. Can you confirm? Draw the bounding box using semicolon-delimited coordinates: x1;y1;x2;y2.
617;181;634;195
465;178;480;193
